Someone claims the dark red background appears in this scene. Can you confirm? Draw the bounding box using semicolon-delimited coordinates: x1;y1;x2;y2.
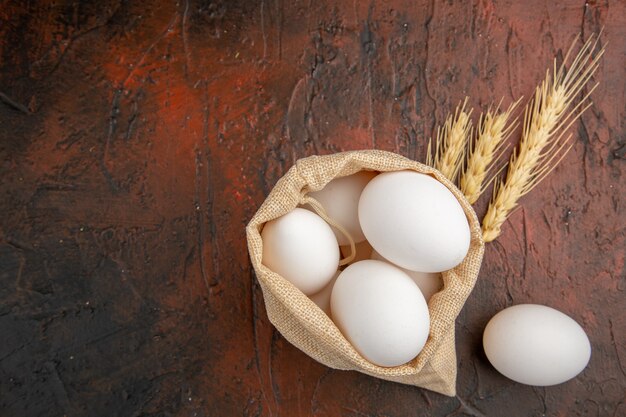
1;1;624;416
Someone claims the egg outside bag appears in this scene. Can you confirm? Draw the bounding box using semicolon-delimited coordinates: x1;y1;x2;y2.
246;150;484;397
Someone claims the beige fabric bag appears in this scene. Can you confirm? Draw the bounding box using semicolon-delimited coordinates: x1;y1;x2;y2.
246;150;484;396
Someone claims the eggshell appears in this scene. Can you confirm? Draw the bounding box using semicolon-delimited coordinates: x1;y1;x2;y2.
358;170;470;272
483;304;591;386
331;260;430;367
309;270;340;316
262;208;340;295
370;250;442;301
308;171;377;245
340;240;373;265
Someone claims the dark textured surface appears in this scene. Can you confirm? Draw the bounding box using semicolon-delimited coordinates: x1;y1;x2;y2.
1;1;624;416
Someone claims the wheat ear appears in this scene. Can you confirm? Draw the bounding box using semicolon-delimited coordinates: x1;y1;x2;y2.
433;98;473;181
460;100;519;204
482;33;604;243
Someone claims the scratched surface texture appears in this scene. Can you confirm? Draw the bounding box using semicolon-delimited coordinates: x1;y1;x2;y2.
1;1;624;416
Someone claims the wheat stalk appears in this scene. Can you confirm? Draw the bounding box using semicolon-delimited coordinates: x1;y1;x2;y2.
432;98;473;181
460;100;519;204
481;34;604;242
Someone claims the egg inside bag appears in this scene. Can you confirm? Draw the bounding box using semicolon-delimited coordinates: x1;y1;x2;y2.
305;171;378;245
331;260;430;367
261;207;340;295
246;150;484;396
359;170;471;273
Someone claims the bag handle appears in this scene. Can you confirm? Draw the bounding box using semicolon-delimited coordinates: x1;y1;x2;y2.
300;195;356;266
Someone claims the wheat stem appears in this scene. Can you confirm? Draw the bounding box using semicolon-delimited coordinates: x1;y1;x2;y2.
481;33;604;242
434;98;473;181
460;100;519;204
425;137;434;167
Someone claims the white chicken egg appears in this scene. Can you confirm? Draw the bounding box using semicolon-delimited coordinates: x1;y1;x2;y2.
307;171;377;245
262;208;339;295
358;170;470;273
331;260;430;367
370;249;442;301
483;304;591;386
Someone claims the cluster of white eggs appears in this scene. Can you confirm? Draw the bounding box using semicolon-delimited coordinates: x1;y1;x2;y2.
261;169;592;387
262;170;471;367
